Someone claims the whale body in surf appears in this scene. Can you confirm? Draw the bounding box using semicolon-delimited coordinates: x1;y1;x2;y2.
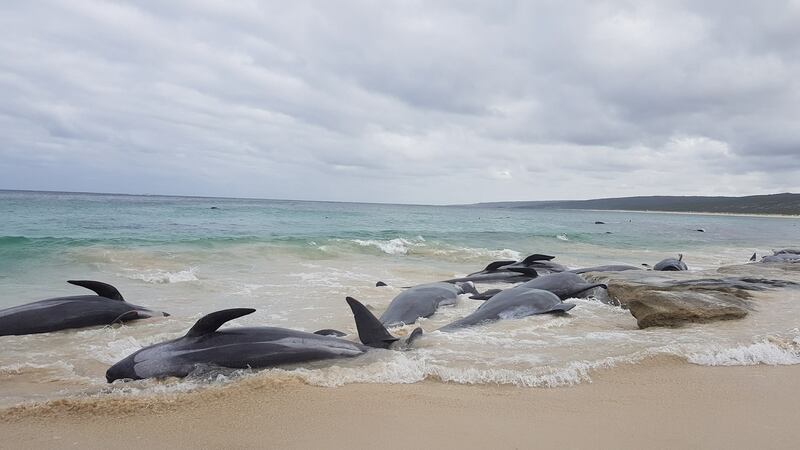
653;254;688;271
442;254;557;284
0;280;168;336
439;288;574;331
569;265;642;274
379;282;477;327
515;273;607;300
106;298;405;382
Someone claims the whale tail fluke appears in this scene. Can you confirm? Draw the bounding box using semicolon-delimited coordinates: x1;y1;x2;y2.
345;297;399;349
749;252;757;262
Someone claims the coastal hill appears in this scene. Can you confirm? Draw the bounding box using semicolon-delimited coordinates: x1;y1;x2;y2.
468;193;800;215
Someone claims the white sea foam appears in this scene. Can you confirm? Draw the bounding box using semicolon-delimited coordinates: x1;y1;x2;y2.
556;234;569;241
687;337;800;366
351;237;422;255
124;267;199;283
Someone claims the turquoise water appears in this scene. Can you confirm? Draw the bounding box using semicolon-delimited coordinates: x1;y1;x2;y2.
1;190;799;407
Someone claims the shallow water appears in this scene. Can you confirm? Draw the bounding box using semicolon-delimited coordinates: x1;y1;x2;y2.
1;190;799;407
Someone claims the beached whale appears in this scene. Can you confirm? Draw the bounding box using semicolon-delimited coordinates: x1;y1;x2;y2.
487;253;568;275
0;280;168;336
441;254;555;284
516;273;607;300
379;281;477;327
106;298;404;382
652;254;688;271
439;288;574;331
569;265;642;274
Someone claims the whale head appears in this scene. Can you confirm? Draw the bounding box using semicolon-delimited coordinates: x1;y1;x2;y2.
106;353;140;383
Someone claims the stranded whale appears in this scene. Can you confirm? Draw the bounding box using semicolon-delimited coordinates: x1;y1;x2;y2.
106;298;406;382
652;254;688;271
0;280;167;336
439;287;574;331
379;281;477;327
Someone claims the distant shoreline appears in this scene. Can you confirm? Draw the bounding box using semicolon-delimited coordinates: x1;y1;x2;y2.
576;208;800;219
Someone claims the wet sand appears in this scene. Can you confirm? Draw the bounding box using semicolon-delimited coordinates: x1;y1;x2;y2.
2;358;798;449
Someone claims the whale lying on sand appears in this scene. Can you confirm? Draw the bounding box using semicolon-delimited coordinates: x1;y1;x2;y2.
379;282;477;327
439;288;574;331
106;298;407;382
652;254;688;271
0;280;168;336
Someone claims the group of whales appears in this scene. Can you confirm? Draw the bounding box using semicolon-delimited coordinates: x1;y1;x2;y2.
5;249;774;383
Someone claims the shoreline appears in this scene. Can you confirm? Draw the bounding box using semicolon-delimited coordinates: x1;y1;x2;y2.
576;208;800;219
2;358;799;449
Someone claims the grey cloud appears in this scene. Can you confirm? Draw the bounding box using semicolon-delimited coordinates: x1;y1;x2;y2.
0;0;798;204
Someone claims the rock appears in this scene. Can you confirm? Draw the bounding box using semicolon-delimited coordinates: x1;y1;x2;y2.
583;270;757;329
616;285;750;328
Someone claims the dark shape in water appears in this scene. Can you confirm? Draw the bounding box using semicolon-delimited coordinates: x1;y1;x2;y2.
0;280;168;336
106;298;412;382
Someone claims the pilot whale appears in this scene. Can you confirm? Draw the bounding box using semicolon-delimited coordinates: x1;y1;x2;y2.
0;280;168;336
106;297;406;382
652;254;688;271
379;282;477;327
441;254;556;284
439;288;574;331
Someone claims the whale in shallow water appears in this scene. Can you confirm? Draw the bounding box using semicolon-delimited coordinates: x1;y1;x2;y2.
569;265;642;274
379;282;477;327
652;254;688;271
515;273;607;300
439;288;574;331
106;298;406;382
441;254;556;284
0;280;168;336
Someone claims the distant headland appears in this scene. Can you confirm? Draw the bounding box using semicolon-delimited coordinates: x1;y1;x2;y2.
467;193;800;216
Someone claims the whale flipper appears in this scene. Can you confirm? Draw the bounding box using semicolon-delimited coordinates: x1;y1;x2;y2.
67;280;124;301
313;329;347;337
110;310;140;325
470;288;503;300
346;297;398;348
186;308;256;337
405;327;423;347
563;283;607;298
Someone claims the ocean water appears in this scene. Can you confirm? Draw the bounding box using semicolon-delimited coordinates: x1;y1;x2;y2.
1;190;799;407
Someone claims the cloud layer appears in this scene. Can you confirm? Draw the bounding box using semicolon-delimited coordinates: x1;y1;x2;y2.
1;0;798;203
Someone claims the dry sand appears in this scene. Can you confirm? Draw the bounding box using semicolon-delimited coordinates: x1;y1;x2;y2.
1;358;798;449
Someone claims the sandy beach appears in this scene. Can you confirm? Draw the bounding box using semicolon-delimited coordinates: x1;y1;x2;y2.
2;357;798;449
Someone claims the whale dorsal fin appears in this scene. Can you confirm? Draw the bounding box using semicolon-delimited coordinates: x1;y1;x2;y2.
67;280;124;301
482;260;516;272
186;308;255;338
345;297;398;348
520;254;555;265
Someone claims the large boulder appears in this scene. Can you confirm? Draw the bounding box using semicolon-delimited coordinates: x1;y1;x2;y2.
580;269;776;329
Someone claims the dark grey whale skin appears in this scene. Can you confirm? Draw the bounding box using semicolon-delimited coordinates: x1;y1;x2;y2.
379;282;476;327
569;265;642;274
0;280;166;336
439;288;574;332
106;298;404;383
516;273;607;300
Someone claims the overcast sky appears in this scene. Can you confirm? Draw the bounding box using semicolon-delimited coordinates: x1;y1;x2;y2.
1;1;798;204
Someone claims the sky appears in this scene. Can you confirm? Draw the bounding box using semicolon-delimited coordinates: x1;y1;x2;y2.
1;1;799;204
